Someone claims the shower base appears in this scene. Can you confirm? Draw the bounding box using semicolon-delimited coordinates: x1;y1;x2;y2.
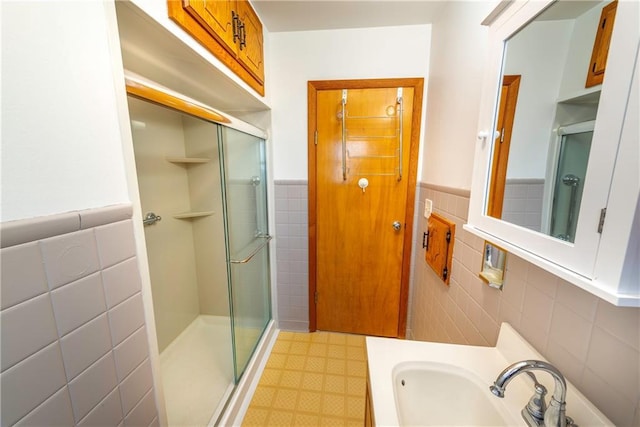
160;315;234;426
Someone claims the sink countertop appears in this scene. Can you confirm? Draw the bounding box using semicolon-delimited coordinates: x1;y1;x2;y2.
366;323;613;426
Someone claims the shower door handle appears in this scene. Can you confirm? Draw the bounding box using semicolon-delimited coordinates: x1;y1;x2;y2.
230;235;273;264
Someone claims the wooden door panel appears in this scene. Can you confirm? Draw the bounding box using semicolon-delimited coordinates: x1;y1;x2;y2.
236;0;264;83
182;0;236;54
315;87;414;337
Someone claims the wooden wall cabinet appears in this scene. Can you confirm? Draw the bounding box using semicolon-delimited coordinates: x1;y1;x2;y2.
586;0;618;88
169;0;265;96
424;213;455;285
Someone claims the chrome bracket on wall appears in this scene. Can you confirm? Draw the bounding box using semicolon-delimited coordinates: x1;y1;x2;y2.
143;212;162;226
341;89;348;181
397;87;404;182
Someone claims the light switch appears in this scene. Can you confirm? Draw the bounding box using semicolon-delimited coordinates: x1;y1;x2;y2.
424;199;433;218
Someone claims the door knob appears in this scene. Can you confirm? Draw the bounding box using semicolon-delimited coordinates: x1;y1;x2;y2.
392;221;402;231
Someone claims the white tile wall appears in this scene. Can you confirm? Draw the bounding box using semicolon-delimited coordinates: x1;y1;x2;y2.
40;229;101;290
14;387;75;427
0;212;157;427
408;184;640;426
77;388;123;427
68;352;119;421
502;179;544;231
1;294;58;371
0;242;48;309
274;181;309;331
59;314;112;381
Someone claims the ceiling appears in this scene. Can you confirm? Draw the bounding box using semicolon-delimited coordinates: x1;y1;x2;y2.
251;1;447;32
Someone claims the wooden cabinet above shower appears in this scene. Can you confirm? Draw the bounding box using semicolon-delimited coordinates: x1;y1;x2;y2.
168;0;265;96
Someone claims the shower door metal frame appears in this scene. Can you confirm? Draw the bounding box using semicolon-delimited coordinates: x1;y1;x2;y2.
217;125;272;383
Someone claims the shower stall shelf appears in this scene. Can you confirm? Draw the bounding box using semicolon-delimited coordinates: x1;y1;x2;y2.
126;73;271;426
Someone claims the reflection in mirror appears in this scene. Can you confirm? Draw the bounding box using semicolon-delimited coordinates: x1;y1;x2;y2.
479;241;506;289
486;0;617;243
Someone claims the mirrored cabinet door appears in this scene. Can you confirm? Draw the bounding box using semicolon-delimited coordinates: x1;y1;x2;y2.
467;0;639;305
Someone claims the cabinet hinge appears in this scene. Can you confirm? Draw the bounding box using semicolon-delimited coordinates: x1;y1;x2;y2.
314;290;318;305
445;230;451;243
597;208;607;233
423;231;429;249
500;127;505;143
314;130;318;146
442;266;448;281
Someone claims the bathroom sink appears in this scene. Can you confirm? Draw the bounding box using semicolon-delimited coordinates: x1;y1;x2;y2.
366;323;613;426
393;361;514;426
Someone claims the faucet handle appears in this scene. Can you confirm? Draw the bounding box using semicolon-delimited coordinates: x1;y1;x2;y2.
523;372;548;424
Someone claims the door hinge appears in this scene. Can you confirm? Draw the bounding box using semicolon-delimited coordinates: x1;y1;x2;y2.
314;290;318;305
423;231;429;250
597;208;607;233
445;230;451;243
314;130;318;146
442;266;448;281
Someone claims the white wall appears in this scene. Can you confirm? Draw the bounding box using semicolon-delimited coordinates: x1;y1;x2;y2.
268;25;431;181
1;1;130;221
420;1;494;189
504;20;573;179
558;3;603;100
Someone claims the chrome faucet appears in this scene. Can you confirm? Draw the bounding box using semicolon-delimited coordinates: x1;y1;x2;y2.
490;360;575;427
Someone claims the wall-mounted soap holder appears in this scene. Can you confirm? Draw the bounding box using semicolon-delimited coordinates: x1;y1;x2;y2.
479;241;507;290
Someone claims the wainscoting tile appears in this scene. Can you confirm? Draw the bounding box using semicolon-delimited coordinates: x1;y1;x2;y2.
1;293;58;371
0;241;48;309
0;343;67;426
108;294;146;346
594;301;640;351
549;302;593;360
40;229;100;290
580;368;636;427
14;386;74;427
67;352;118;422
113;326;149;382
102;258;142;309
60;314;112;381
124;389;157;427
77;387;123;427
586;327;639;403
119;359;153;416
50;272;106;337
1;206;156;427
555;280;598;321
94;220;136;269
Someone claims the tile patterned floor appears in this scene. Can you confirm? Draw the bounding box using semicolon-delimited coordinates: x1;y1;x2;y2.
241;331;367;426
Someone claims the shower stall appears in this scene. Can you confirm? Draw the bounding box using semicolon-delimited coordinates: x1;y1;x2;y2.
126;76;271;426
549;120;594;242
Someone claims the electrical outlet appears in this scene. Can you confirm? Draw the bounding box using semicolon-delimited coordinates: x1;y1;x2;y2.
424;199;433;218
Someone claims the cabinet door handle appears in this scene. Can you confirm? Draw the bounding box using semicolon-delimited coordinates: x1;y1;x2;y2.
232;11;240;44
239;21;246;50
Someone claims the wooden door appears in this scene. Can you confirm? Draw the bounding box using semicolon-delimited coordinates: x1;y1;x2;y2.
308;79;423;338
236;0;264;83
487;75;520;218
182;0;237;55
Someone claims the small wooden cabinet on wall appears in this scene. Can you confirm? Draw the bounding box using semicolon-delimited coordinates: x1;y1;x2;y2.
168;0;265;96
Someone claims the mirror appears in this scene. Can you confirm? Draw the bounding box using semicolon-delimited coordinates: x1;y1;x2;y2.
479;241;506;289
486;0;616;243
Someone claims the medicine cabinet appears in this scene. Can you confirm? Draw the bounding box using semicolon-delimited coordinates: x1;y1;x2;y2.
466;0;639;306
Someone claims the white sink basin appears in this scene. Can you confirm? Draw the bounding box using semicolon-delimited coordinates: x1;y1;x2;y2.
366;323;613;427
393;361;514;426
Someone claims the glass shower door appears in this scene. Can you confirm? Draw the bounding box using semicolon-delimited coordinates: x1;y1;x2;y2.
218;126;271;381
550;124;594;242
